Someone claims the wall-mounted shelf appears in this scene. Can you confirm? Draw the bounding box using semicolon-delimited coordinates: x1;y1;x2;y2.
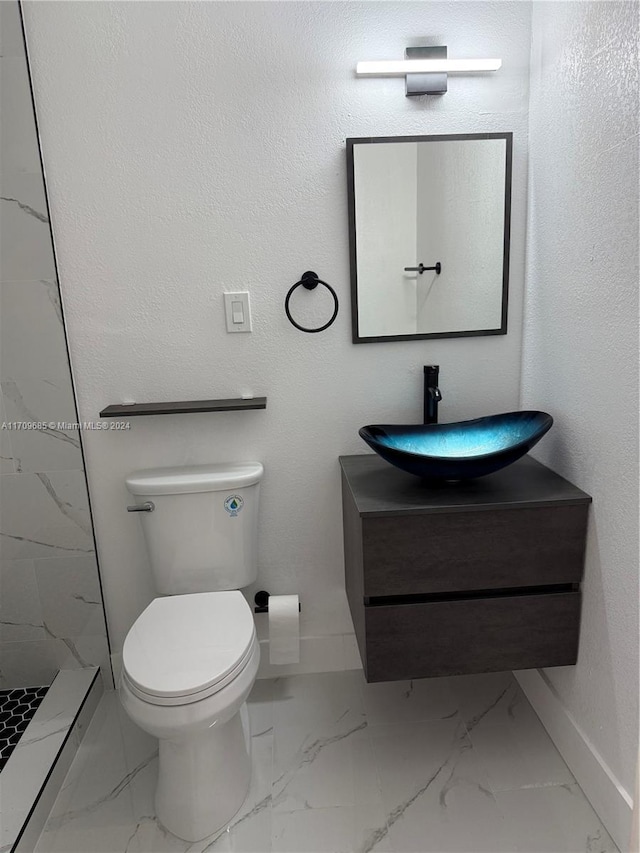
99;397;267;418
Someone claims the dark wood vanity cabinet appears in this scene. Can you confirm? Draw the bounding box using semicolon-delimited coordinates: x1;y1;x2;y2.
340;454;592;682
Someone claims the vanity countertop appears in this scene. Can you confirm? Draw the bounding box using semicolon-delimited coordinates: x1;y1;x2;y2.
339;453;592;517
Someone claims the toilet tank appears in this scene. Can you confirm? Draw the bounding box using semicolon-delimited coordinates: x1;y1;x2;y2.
125;462;263;595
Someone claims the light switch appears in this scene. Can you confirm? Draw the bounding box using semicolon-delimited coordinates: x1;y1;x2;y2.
232;301;244;324
224;292;252;333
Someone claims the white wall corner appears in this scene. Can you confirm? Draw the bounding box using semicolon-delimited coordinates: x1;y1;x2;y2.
515;669;633;852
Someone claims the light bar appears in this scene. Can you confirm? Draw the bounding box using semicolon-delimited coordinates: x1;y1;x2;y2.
356;58;502;77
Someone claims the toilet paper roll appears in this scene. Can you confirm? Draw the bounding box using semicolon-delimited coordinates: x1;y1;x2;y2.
268;594;300;665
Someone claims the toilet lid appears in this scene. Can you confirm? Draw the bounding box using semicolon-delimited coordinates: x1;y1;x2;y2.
122;591;255;700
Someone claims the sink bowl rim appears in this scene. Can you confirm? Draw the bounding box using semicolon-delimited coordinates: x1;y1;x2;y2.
359;410;553;463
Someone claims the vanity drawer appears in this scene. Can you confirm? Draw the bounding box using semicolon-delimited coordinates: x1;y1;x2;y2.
361;505;588;597
361;591;581;682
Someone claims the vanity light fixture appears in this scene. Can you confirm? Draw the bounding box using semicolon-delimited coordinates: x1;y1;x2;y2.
356;46;502;95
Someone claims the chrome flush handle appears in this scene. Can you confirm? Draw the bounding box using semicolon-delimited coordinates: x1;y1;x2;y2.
127;501;155;512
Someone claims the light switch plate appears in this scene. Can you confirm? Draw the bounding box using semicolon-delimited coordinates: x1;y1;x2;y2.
224;292;252;333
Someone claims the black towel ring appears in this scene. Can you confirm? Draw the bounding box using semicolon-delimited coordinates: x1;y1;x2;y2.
285;271;339;333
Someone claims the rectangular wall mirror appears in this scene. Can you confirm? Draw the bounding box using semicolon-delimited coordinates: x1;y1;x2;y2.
346;133;512;343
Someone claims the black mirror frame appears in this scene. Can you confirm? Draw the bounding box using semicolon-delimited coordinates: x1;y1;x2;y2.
346;132;513;344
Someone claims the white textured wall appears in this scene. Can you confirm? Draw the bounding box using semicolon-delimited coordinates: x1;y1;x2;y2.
522;1;638;796
21;1;531;654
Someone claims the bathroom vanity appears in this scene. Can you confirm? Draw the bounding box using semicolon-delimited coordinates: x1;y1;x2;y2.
340;454;591;682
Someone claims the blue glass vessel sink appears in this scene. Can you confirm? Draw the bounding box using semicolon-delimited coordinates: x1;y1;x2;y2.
359;411;553;481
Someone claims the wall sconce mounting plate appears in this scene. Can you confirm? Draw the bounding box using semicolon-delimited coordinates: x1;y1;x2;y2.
405;46;447;95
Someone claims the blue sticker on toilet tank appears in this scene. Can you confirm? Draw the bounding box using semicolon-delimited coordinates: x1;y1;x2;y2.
224;495;244;517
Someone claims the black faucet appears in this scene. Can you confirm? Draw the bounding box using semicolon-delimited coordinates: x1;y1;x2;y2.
423;365;442;424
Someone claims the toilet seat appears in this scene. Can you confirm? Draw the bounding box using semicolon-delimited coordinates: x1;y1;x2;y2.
122;590;256;707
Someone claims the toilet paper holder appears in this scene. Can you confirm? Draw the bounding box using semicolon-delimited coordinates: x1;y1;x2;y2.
254;590;301;614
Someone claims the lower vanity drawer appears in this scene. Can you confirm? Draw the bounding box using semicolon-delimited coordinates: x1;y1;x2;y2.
361;591;581;682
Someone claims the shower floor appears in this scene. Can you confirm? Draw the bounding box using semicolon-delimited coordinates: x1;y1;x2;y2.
0;686;48;771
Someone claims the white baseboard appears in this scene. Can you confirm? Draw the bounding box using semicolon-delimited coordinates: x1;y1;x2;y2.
515;669;633;852
257;633;362;679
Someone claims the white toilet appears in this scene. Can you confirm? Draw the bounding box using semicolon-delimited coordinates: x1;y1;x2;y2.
119;462;264;842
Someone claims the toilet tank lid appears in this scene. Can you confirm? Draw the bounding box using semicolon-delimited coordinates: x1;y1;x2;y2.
126;462;264;495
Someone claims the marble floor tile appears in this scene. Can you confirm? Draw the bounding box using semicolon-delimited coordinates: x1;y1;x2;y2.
366;716;510;853
358;673;458;725
34;694;139;853
448;670;515;725
271;803;392;853
245;676;275;734
128;805;273;853
495;783;618;852
368;717;470;807
34;671;618;853
271;671;366;733
199;804;273;853
452;672;575;792
272;719;379;813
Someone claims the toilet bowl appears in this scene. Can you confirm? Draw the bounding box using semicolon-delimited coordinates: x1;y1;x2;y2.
119;590;260;842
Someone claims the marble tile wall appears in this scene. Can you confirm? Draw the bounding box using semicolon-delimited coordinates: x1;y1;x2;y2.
0;0;111;688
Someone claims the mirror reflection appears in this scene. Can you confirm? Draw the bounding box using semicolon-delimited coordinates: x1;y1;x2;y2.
347;133;512;342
